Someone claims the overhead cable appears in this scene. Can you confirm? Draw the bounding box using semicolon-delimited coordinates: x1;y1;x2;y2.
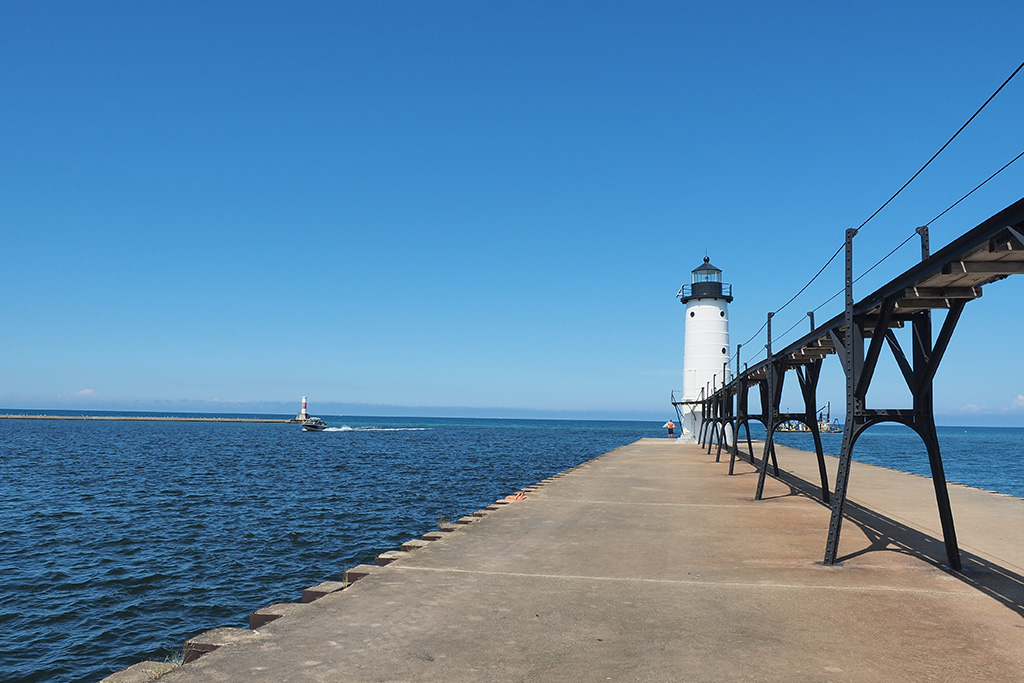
855;59;1024;233
927;149;1024;225
771;242;845;318
729;59;1023;358
736;319;769;352
809;229;921;315
774;315;813;348
806;146;1024;318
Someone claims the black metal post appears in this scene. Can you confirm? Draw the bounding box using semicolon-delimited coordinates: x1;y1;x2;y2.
707;377;718;454
698;387;708;446
755;313;775;500
729;377;745;475
914;225;962;571
716;362;730;461
825;228;858;565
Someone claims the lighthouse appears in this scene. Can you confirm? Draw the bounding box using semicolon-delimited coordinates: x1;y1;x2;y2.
296;396;310;421
677;257;733;442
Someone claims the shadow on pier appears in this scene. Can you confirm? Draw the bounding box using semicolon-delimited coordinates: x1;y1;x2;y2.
739;449;1024;619
687;198;1024;574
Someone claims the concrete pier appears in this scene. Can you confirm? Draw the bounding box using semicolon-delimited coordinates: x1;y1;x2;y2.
113;438;1024;682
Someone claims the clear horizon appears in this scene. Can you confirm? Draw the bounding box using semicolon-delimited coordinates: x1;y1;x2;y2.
0;399;665;422
2;401;1021;429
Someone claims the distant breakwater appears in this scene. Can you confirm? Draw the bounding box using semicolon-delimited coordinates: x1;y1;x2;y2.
0;414;295;423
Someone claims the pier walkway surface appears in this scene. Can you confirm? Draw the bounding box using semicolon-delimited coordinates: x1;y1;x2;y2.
130;439;1024;682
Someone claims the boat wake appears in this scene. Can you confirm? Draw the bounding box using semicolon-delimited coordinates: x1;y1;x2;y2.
324;426;429;432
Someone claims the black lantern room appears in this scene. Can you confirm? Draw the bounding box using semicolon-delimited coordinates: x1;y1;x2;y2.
678;257;733;304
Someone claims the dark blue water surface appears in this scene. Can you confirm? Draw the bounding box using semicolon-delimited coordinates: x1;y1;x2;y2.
766;424;1024;498
0;414;661;683
3;415;1022;682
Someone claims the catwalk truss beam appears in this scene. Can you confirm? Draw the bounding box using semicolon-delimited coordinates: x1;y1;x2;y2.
701;196;1024;571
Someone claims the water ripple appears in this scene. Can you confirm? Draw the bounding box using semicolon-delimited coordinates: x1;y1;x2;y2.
0;415;658;683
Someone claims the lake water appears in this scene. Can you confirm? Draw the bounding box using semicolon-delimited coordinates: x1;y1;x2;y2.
1;414;1021;682
0;414;661;683
766;424;1024;499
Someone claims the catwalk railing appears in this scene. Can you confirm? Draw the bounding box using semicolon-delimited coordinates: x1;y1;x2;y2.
696;196;1024;571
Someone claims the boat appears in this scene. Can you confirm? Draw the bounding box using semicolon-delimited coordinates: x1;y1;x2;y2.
817;402;842;433
302;417;328;432
776;403;842;434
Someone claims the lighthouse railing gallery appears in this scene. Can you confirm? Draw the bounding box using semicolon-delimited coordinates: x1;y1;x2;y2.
696;196;1024;572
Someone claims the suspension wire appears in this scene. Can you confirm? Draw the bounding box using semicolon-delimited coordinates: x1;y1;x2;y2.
805;147;1024;319
774;315;812;347
739;344;768;369
730;237;845;360
728;59;1024;363
727;238;845;363
809;229;921;316
811;285;845;316
736;318;769;353
774;228;906;346
851;230;919;287
766;242;847;348
730;320;772;365
855;59;1024;233
926;149;1024;225
771;241;846;318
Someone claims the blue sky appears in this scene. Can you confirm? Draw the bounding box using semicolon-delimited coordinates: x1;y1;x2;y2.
2;1;1023;423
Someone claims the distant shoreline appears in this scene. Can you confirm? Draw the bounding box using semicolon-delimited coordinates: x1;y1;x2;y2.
0;414;296;423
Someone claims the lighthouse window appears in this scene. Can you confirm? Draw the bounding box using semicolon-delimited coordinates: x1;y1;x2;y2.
719;311;725;317
689;311;695;317
721;347;727;354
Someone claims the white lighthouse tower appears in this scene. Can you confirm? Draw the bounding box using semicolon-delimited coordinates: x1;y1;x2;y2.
677;257;732;442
